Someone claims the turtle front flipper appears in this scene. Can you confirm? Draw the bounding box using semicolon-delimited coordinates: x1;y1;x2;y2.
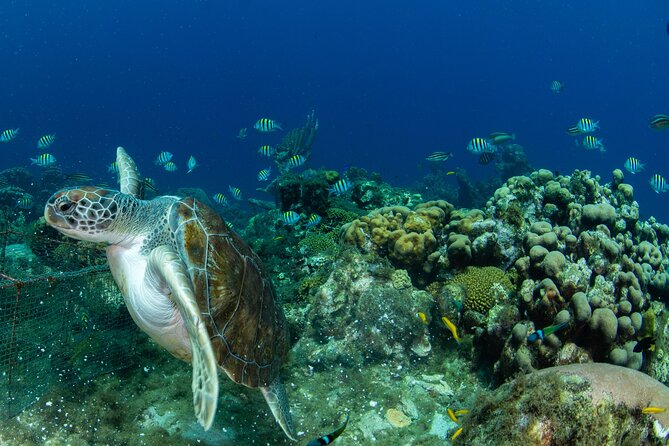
147;245;219;430
261;378;297;441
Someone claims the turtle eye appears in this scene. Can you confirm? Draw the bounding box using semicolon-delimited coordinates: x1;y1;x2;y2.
58;201;74;213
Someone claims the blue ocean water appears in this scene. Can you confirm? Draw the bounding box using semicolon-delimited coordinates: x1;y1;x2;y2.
1;0;669;222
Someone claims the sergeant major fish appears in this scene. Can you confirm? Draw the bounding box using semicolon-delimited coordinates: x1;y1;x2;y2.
466;137;494;154
0;128;19;142
228;185;242;200
550;80;564;93
155;151;173;165
581;135;605;152
281;210;300;225
287;155;307;168
257;167;271;181
305;214;322;228
254;118;282;133
163;161;178;172
328;178;352;196
624;157;645;175
649;174;669;194
37;134;56;149
576;118;599;133
31;153;56;167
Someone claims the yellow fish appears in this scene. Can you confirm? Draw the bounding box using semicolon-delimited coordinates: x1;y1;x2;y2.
442;316;461;342
451;427;463;441
447;171;456;175
447;408;459;423
642;407;667;414
417;311;428;324
454;409;469;417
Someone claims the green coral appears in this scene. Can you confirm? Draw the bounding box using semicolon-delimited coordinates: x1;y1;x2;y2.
451;266;513;314
326;207;361;227
299;232;339;256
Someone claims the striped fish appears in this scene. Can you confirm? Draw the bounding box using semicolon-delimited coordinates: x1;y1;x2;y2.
213;193;228;205
228;185;242;200
142;177;158;193
155;151;173;165
425;151;452;162
258;145;275;157
582;135;604;152
0;128;19;142
257;167;271;181
328;178;352;196
624;157;645;175
287;155;307;168
225;221;234;230
254;118;282;133
550;80;564;93
649;174;668;194
566;125;582;136
108;162;119;173
576;118;599;133
31;153;56;167
164;161;178;172
65;172;93;183
281;210;300;225
305;214;322;228
466;137;494;154
478;152;494;165
37;134;56;149
16;195;33;209
649;114;669;130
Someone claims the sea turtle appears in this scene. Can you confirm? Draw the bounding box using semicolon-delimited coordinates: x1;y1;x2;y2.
44;146;296;440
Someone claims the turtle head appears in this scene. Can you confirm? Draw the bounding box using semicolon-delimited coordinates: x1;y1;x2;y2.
45;187;122;243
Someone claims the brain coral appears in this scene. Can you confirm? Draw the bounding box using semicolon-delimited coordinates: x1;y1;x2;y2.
451;266;513;313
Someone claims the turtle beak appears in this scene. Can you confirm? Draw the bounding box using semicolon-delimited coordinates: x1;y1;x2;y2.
44;204;71;230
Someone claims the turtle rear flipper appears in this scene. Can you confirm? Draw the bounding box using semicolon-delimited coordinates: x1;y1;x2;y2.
261;379;297;440
148;245;219;430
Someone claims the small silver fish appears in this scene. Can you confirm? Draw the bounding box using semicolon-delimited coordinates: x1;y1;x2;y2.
426;151;452;162
236;128;248;139
550;80;564;93
187;155;198;173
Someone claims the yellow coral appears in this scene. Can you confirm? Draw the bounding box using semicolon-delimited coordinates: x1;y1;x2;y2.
451;266;512;313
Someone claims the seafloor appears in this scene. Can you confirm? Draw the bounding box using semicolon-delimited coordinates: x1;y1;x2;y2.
2;157;669;445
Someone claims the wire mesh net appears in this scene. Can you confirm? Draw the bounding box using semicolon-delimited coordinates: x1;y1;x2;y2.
0;227;138;419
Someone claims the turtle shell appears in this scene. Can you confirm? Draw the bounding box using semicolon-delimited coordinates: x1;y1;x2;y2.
169;197;289;388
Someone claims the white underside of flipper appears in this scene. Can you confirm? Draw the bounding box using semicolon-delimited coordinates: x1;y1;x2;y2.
146;246;219;430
